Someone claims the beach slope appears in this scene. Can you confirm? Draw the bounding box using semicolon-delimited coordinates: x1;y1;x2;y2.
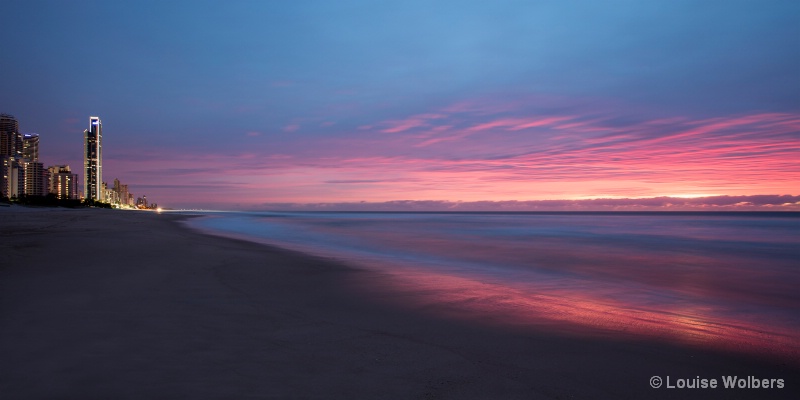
1;208;796;399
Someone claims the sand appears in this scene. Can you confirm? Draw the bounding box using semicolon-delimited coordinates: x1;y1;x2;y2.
1;207;797;399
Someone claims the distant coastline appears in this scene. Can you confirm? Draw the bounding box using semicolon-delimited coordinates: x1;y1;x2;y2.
238;195;800;213
245;210;800;216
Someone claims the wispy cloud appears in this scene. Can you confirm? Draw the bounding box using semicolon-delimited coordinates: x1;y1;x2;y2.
106;96;800;208
380;113;447;133
466;116;574;132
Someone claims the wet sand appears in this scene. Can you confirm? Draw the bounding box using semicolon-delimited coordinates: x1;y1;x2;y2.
1;207;797;399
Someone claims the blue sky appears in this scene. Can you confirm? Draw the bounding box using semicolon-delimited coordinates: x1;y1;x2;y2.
2;0;798;209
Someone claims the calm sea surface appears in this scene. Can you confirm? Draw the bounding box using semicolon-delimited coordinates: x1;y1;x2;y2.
184;211;800;358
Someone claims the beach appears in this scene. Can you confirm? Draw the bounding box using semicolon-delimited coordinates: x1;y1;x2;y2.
1;207;797;399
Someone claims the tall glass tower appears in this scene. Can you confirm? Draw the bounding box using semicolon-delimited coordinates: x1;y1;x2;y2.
1;113;21;159
1;113;23;199
84;116;102;201
22;133;39;161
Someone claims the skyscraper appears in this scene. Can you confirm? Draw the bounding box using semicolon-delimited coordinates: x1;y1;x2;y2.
24;161;47;196
2;159;24;198
22;133;39;162
1;113;23;199
1;114;22;159
0;114;19;132
1;157;12;199
21;133;46;197
48;165;79;200
112;178;127;207
84;116;102;201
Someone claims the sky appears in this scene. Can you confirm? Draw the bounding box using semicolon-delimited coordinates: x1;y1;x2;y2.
2;0;799;210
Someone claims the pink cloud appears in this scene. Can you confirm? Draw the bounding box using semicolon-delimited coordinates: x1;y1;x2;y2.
466;119;520;132
508;116;574;130
108;94;800;208
415;134;468;148
467;116;575;132
380;113;446;133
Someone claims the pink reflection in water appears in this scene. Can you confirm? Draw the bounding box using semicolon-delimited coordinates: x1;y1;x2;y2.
190;212;800;364
355;265;799;362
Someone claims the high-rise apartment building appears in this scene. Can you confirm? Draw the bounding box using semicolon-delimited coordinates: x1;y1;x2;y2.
22;133;39;161
1;114;22;159
112;178;128;207
1;114;22;161
1;113;22;199
0;114;19;132
22;133;46;197
24;161;47;196
1;157;13;199
3;161;24;198
48;165;79;200
110;178;135;207
84;116;102;201
101;181;117;204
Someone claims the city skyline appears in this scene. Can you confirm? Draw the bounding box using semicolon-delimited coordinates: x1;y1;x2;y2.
2;112;154;208
2;1;798;210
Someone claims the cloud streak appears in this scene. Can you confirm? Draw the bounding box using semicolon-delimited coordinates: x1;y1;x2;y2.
101;95;799;208
256;195;800;212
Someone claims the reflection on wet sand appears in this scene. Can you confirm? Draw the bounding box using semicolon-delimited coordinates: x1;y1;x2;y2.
357;265;798;362
190;212;800;363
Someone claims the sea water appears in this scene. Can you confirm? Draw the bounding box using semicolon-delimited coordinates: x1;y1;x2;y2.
184;211;800;357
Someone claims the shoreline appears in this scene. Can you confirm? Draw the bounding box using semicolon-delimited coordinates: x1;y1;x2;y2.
184;209;800;364
1;208;797;398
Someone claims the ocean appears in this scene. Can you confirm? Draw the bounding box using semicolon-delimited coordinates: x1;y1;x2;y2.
184;211;800;359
